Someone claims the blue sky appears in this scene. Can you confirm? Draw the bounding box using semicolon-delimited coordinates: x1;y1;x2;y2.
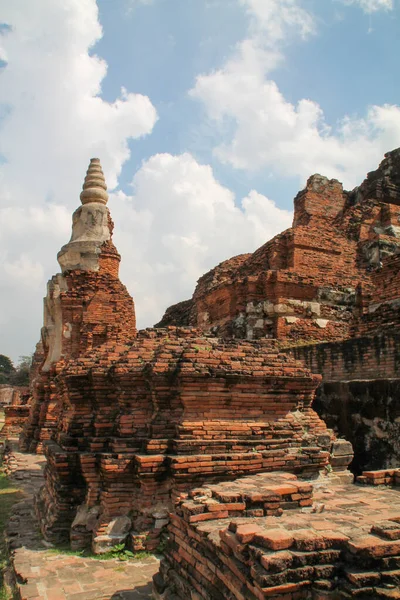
95;0;400;209
96;1;255;199
0;0;399;361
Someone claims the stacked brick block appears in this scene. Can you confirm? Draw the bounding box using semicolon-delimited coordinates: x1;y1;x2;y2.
155;471;400;599
357;468;400;487
33;328;342;552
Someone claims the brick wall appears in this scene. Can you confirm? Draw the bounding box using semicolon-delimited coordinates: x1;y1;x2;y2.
287;333;400;381
285;335;400;473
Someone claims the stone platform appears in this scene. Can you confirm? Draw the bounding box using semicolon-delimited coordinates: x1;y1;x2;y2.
156;472;400;599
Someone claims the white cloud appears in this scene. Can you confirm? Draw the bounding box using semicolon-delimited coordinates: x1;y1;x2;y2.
0;0;292;361
2;255;44;290
111;153;292;328
211;0;316;80
339;0;393;13
240;0;315;44
190;0;400;189
0;0;157;360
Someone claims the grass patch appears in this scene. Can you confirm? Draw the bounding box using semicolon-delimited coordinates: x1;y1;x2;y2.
46;546;84;557
0;470;24;600
46;544;153;562
0;587;11;600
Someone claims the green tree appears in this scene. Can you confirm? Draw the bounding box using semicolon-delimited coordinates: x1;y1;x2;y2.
0;355;15;384
11;356;32;386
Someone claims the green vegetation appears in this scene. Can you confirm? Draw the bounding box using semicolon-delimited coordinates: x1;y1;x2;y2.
0;354;32;387
46;543;152;562
0;471;24;600
95;545;151;561
0;582;10;600
156;537;168;554
0;357;14;385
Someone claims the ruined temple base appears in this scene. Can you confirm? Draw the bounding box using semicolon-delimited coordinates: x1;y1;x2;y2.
155;472;400;600
2;442;158;600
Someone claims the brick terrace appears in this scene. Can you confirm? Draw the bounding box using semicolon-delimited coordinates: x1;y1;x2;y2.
157;472;400;599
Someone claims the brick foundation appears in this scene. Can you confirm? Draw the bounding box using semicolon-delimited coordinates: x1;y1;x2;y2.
155;471;400;600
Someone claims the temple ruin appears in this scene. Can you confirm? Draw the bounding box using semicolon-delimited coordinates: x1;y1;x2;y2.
3;150;400;598
154;148;400;600
157;149;400;344
158;148;400;473
12;158;351;557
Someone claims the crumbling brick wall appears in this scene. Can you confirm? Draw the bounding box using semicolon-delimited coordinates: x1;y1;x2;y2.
157;149;400;347
288;333;400;382
34;329;341;553
285;334;400;473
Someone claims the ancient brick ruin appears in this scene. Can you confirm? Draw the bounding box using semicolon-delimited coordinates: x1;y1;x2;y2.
157;148;400;345
0;345;43;439
0;387;30;438
36;330;349;554
10;150;400;598
157;149;400;470
153;148;400;599
15;158;353;560
20;159;136;454
0;385;17;409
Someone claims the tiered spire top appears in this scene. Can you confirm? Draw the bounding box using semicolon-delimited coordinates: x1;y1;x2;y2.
80;158;109;205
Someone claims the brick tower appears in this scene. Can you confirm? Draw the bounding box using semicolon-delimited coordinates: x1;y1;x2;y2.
20;159;136;451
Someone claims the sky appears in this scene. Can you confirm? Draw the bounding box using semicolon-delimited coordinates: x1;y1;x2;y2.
0;0;399;363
